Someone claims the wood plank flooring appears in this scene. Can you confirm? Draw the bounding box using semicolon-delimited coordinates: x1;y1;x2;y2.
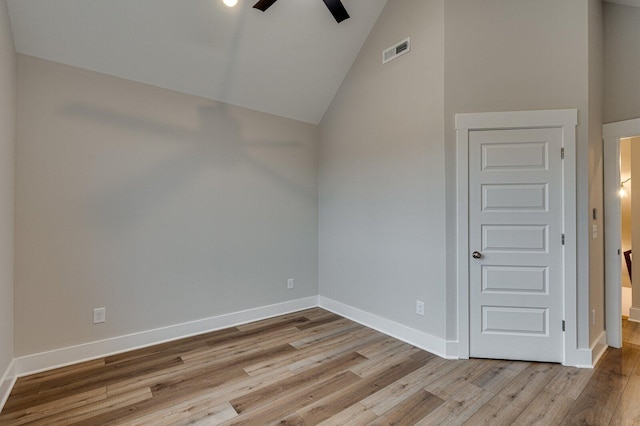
2;308;640;425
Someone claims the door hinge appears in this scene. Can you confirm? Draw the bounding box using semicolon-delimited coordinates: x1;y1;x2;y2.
562;320;566;331
619;249;622;255
561;148;565;159
562;234;565;245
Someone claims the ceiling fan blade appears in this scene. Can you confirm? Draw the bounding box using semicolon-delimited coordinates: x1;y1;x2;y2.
322;0;350;23
253;0;278;12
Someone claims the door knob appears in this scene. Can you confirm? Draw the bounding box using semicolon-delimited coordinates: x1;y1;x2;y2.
472;251;482;259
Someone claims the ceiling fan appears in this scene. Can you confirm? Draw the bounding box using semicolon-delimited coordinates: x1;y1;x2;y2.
253;0;350;23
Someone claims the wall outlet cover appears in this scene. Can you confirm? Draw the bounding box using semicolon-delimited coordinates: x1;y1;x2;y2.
93;307;106;324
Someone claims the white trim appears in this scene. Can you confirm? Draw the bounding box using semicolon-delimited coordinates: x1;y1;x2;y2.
456;109;579;366
572;331;608;369
0;359;16;412
630;307;640;323
592;331;609;368
604;131;623;347
598;330;608;346
603;118;640;348
572;350;595;368
603;118;640;139
456;109;577;131
445;341;459;359
15;296;318;376
456;122;470;359
562;121;579;366
318;296;458;360
14;295;460;379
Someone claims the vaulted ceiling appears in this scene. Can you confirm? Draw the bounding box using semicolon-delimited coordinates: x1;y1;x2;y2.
6;0;388;124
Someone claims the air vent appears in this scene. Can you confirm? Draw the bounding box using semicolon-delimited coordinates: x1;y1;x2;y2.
382;37;411;64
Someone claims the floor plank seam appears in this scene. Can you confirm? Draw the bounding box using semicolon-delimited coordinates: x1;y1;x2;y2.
4;312;640;425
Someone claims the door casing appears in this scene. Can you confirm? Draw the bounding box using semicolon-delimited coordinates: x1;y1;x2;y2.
456;109;578;366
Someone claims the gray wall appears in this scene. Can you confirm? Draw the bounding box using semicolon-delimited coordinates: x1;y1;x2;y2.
444;0;601;348
0;0;15;374
8;0;612;360
320;0;603;349
14;55;319;356
604;2;640;123
319;0;447;337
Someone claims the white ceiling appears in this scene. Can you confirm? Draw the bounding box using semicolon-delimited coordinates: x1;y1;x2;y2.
6;0;388;124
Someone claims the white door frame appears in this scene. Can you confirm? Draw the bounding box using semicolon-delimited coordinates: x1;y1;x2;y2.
604;118;640;349
456;109;578;365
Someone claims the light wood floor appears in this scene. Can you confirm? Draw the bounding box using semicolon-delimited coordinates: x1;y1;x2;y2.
2;308;640;425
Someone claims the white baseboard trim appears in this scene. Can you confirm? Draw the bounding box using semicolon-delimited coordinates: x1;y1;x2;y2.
15;296;318;377
572;348;596;369
318;296;456;360
629;307;640;323
598;330;608;346
445;340;459;359
592;331;609;368
571;331;609;369
0;359;16;412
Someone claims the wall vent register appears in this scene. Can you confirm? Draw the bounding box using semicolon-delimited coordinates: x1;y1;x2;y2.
383;38;410;64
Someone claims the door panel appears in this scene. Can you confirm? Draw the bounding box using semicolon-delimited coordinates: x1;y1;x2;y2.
481;142;547;170
481;306;548;335
481;225;548;252
482;266;548;294
482;184;547;211
469;128;563;362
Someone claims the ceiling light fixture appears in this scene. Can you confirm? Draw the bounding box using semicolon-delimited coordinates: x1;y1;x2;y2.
223;0;238;7
620;177;632;198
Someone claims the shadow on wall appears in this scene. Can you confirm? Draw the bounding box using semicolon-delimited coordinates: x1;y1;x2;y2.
60;102;313;231
55;3;313;231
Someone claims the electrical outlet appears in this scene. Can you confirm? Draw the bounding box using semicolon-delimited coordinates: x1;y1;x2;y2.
416;301;425;316
592;309;596;325
287;278;294;290
93;307;106;324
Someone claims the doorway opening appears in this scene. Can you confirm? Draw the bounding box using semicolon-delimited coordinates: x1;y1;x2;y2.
619;139;633;320
604;119;640;349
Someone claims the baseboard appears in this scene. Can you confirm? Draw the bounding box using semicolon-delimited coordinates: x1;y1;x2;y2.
571;331;608;369
0;359;16;412
13;295;456;381
629;307;640;323
318;296;456;359
15;296;318;377
445;340;459;358
591;331;608;368
7;293;599;406
572;348;596;369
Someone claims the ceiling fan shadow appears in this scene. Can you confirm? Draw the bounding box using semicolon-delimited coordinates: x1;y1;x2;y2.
61;101;315;231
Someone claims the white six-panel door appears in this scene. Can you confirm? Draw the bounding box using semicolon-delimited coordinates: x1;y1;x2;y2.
468;128;564;362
